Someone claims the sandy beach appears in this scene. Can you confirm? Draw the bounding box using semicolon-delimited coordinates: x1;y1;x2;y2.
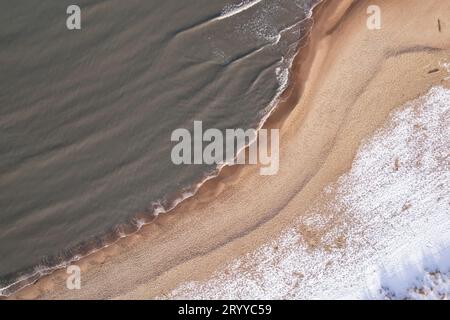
11;0;450;299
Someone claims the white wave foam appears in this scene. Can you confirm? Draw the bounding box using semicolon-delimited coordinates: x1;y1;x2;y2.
167;86;450;300
275;64;289;89
219;0;264;21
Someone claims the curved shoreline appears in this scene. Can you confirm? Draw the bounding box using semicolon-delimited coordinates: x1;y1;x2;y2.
10;0;450;299
0;0;323;298
9;0;349;299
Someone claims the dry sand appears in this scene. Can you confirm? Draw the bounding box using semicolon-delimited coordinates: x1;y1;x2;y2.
11;0;450;299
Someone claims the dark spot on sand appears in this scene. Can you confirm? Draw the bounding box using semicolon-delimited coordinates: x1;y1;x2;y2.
428;68;440;74
438;19;442;32
402;202;412;212
394;158;400;171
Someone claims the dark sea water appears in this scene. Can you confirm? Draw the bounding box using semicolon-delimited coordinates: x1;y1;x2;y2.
0;0;317;295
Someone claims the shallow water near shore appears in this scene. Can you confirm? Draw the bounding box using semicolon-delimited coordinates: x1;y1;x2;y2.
0;0;319;295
